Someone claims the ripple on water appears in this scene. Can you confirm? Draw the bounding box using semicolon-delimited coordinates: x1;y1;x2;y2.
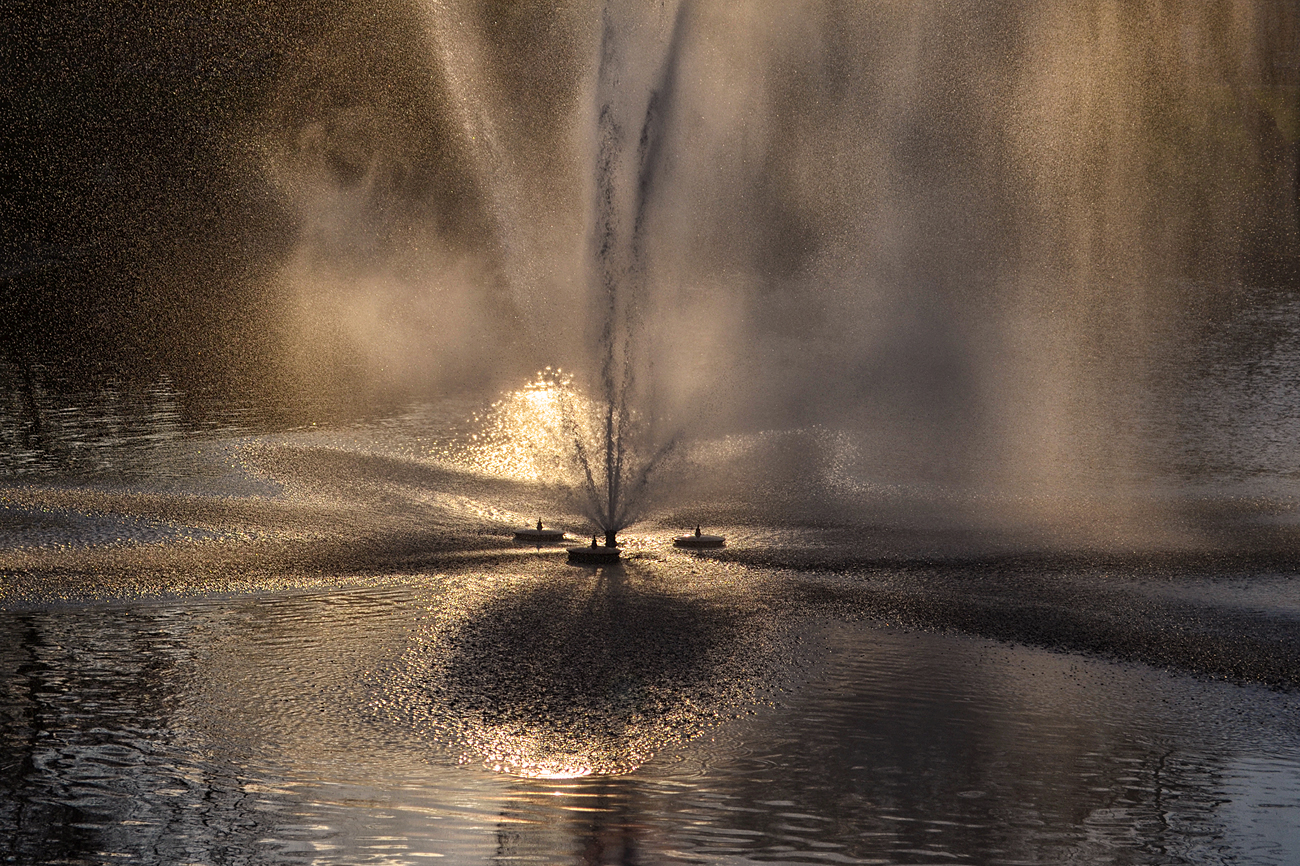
375;560;807;777
3;581;1300;864
0;503;223;550
622;620;1300;865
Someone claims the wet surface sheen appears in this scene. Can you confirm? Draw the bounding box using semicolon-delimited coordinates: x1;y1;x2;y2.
2;580;1298;865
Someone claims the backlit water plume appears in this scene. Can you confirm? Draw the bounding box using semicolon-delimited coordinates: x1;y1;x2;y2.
245;0;1298;549
572;4;689;544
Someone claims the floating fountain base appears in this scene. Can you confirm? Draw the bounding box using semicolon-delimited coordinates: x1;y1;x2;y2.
674;531;726;549
567;544;622;565
514;527;567;543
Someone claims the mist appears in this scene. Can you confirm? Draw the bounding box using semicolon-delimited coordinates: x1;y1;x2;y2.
5;0;1298;535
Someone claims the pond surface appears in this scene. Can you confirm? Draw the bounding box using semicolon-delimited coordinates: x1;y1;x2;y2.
5;289;1300;865
2;575;1297;866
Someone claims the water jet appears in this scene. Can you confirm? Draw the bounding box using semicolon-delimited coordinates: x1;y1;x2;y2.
560;4;688;546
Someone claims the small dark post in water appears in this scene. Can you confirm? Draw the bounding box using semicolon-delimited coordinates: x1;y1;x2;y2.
591;536;598;548
695;525;701;537
605;529;618;548
537;519;543;531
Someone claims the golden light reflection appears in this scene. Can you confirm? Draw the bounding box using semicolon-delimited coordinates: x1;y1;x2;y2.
379;566;786;780
432;368;594;485
474;745;599;779
453;707;662;778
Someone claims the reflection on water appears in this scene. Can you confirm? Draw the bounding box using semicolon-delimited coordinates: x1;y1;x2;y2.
646;623;1300;864
1;582;1297;865
4;289;1300;862
7;284;1300;495
380;561;795;778
0;364;416;481
1169;289;1300;487
0;369;192;478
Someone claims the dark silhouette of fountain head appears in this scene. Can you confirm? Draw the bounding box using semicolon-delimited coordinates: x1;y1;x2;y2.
569;534;621;564
605;529;618;548
514;521;565;544
675;526;725;549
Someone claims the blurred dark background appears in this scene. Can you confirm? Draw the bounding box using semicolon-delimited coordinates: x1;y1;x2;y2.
2;0;1297;412
0;1;579;407
2;2;325;391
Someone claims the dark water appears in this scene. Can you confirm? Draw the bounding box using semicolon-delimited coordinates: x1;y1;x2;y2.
4;291;1300;864
1;581;1297;865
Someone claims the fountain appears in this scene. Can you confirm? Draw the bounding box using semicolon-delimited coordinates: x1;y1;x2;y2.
2;0;1285;540
3;3;1300;863
559;4;689;552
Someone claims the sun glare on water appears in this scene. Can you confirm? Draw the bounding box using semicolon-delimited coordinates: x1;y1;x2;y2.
436;368;592;484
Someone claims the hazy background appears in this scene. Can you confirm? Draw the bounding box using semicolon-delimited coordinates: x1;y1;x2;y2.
3;1;1297;496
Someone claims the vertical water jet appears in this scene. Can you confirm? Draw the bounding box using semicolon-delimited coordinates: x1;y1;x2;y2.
567;3;691;545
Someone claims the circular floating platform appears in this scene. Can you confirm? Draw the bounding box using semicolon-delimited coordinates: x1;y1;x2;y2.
567;543;622;565
674;531;726;549
514;527;567;543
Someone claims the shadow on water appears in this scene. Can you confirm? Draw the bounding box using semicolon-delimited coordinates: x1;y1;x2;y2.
454;621;1300;865
386;561;785;776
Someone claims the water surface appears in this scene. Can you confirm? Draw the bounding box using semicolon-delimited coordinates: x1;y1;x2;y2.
4;325;1300;863
2;571;1298;865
